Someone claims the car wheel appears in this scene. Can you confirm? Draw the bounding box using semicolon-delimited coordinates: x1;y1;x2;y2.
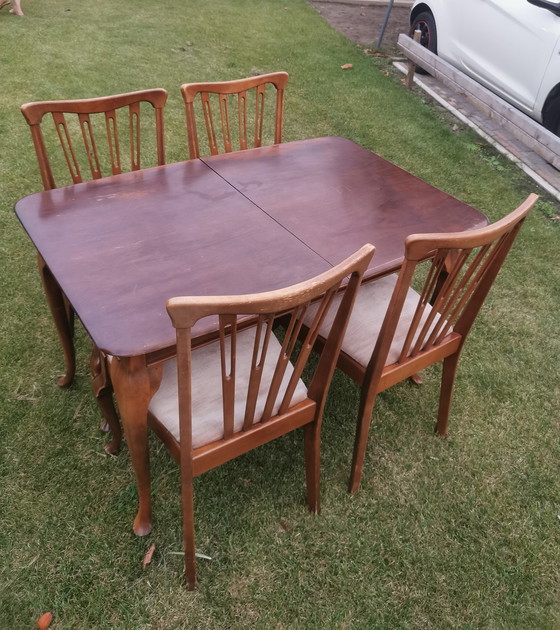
410;10;437;74
543;93;560;136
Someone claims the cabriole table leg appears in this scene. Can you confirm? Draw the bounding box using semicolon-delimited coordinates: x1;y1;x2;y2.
109;354;163;536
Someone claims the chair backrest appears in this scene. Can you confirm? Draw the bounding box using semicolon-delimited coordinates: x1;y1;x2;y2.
180;72;289;159
21;89;168;190
166;243;374;456
369;194;537;377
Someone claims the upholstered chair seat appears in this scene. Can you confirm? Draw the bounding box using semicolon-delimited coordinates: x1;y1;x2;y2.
305;274;443;369
149;327;308;449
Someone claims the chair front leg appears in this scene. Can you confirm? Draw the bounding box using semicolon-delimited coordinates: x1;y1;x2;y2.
181;474;197;590
37;255;76;387
109;355;163;536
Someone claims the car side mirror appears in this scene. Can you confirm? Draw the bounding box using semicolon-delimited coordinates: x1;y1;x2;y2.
527;0;560;17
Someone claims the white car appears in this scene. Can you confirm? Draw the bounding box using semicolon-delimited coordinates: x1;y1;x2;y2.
410;0;560;134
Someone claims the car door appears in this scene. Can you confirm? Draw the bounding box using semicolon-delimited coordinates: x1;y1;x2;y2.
445;0;559;114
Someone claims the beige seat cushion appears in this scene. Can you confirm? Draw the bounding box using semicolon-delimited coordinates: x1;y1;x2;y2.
148;327;309;449
305;274;443;369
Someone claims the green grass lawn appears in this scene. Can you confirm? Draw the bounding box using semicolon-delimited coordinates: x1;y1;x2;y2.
1;0;559;628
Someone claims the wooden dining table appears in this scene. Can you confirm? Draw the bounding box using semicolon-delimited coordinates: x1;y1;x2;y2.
15;136;488;535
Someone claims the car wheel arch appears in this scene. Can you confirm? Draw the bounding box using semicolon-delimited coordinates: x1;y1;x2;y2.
410;3;434;23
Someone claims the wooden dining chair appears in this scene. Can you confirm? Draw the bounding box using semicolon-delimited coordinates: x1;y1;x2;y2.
21;88;168;190
146;244;374;588
180;72;288;159
303;194;537;493
20;89;168;451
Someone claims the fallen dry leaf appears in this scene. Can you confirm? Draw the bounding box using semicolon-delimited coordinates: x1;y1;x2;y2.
364;49;387;57
340;63;353;70
37;612;53;629
142;543;156;569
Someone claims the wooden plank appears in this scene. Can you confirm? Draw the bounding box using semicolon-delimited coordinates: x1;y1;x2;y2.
319;0;412;5
398;34;560;170
405;29;421;89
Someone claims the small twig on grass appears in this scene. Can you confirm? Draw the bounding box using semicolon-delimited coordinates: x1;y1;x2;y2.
72;400;84;421
10;380;39;403
168;551;212;561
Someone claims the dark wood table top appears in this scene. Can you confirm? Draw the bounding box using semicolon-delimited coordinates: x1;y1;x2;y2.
15;136;487;358
204;137;487;277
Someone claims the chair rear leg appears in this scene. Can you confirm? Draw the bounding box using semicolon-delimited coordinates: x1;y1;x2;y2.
349;391;378;494
97;390;122;454
38;255;76;387
90;348;122;453
63;294;75;337
436;352;461;436
303;422;321;515
410;372;423;385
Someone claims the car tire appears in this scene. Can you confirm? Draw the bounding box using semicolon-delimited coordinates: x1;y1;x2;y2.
543;93;560;136
410;11;437;74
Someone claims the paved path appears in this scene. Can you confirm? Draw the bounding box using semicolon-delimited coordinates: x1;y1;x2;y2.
394;63;560;200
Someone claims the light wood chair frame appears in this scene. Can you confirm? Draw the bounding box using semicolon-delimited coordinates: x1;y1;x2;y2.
21;88;168;191
20;89;167;453
148;244;374;588
331;195;537;492
180;72;288;159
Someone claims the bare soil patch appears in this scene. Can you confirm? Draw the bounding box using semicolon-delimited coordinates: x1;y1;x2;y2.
309;2;410;55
